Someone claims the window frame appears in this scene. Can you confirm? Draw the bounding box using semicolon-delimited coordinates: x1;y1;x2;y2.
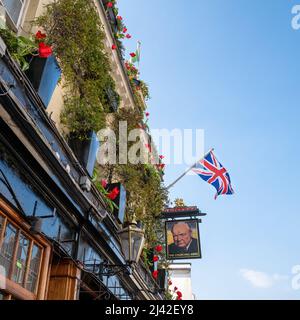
0;200;50;300
0;0;27;31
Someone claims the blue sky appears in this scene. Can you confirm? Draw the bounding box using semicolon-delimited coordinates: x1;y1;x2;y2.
118;0;300;299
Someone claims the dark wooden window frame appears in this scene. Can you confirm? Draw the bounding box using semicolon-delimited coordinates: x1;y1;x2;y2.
0;198;51;300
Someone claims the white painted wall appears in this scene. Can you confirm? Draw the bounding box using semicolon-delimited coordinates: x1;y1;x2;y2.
168;263;196;300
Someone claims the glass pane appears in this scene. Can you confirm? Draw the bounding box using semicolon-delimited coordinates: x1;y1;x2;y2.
25;244;41;293
0;215;4;240
2;0;23;25
12;233;29;285
0;223;17;277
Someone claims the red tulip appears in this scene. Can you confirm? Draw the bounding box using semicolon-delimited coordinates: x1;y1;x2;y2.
145;112;150;117
101;179;107;188
38;42;52;58
155;245;163;252
159;155;164;159
35;30;46;40
153;255;159;262
112;44;117;50
130;52;136;58
160;164;165;170
168;280;172;285
117;16;122;20
177;291;183;298
126;34;132;39
152;270;158;279
177;297;182;300
107;2;113;8
123;27;128;33
174;286;178;291
107;187;119;200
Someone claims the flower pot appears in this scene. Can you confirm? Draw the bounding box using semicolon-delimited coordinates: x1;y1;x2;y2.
25;55;61;107
106;8;119;33
106;182;126;223
68;131;99;177
157;269;166;289
105;87;119;112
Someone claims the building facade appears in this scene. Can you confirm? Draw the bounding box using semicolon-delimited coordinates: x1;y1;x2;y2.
168;263;195;300
0;0;164;300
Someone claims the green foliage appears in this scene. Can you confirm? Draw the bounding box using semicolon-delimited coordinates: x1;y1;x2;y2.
139;80;150;101
0;28;38;71
36;0;119;138
125;61;150;110
100;108;168;247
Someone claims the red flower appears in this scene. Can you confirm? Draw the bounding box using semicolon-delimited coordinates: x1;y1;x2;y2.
177;297;182;300
107;2;113;8
126;34;132;39
174;286;178;291
101;179;107;188
112;44;117;50
159;164;165;170
177;291;183;298
123;27;128;33
145;112;150;117
107;187;119;200
35;30;46;40
38;42;52;58
153;255;159;262
125;62;131;70
117;16;122;20
152;270;158;279
155;245;163;252
159;155;164;159
130;52;136;58
168;280;172;285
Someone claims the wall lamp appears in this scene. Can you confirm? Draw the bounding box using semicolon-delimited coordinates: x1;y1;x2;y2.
99;217;145;277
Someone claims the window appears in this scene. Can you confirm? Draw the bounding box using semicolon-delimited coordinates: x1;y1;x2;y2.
25;244;41;292
0;222;17;277
12;233;29;285
1;0;26;29
0;213;42;294
0;214;4;239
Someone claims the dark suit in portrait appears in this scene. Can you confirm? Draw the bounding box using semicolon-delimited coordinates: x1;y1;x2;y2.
168;237;199;255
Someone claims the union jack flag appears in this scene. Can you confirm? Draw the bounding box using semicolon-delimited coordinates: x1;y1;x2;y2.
192;150;234;199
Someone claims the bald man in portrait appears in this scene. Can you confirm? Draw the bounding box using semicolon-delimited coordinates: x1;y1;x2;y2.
168;221;199;255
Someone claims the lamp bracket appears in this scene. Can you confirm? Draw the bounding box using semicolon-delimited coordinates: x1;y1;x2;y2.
99;260;132;277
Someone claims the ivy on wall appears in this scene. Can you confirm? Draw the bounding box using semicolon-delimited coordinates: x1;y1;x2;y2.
98;107;168;248
36;0;120;139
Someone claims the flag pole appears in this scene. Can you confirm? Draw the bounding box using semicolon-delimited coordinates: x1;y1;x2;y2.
166;148;214;190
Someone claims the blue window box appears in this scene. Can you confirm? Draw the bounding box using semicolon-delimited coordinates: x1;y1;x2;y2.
68;131;99;177
25;55;61;107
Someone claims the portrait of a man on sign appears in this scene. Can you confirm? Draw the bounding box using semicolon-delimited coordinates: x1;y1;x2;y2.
165;219;201;260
